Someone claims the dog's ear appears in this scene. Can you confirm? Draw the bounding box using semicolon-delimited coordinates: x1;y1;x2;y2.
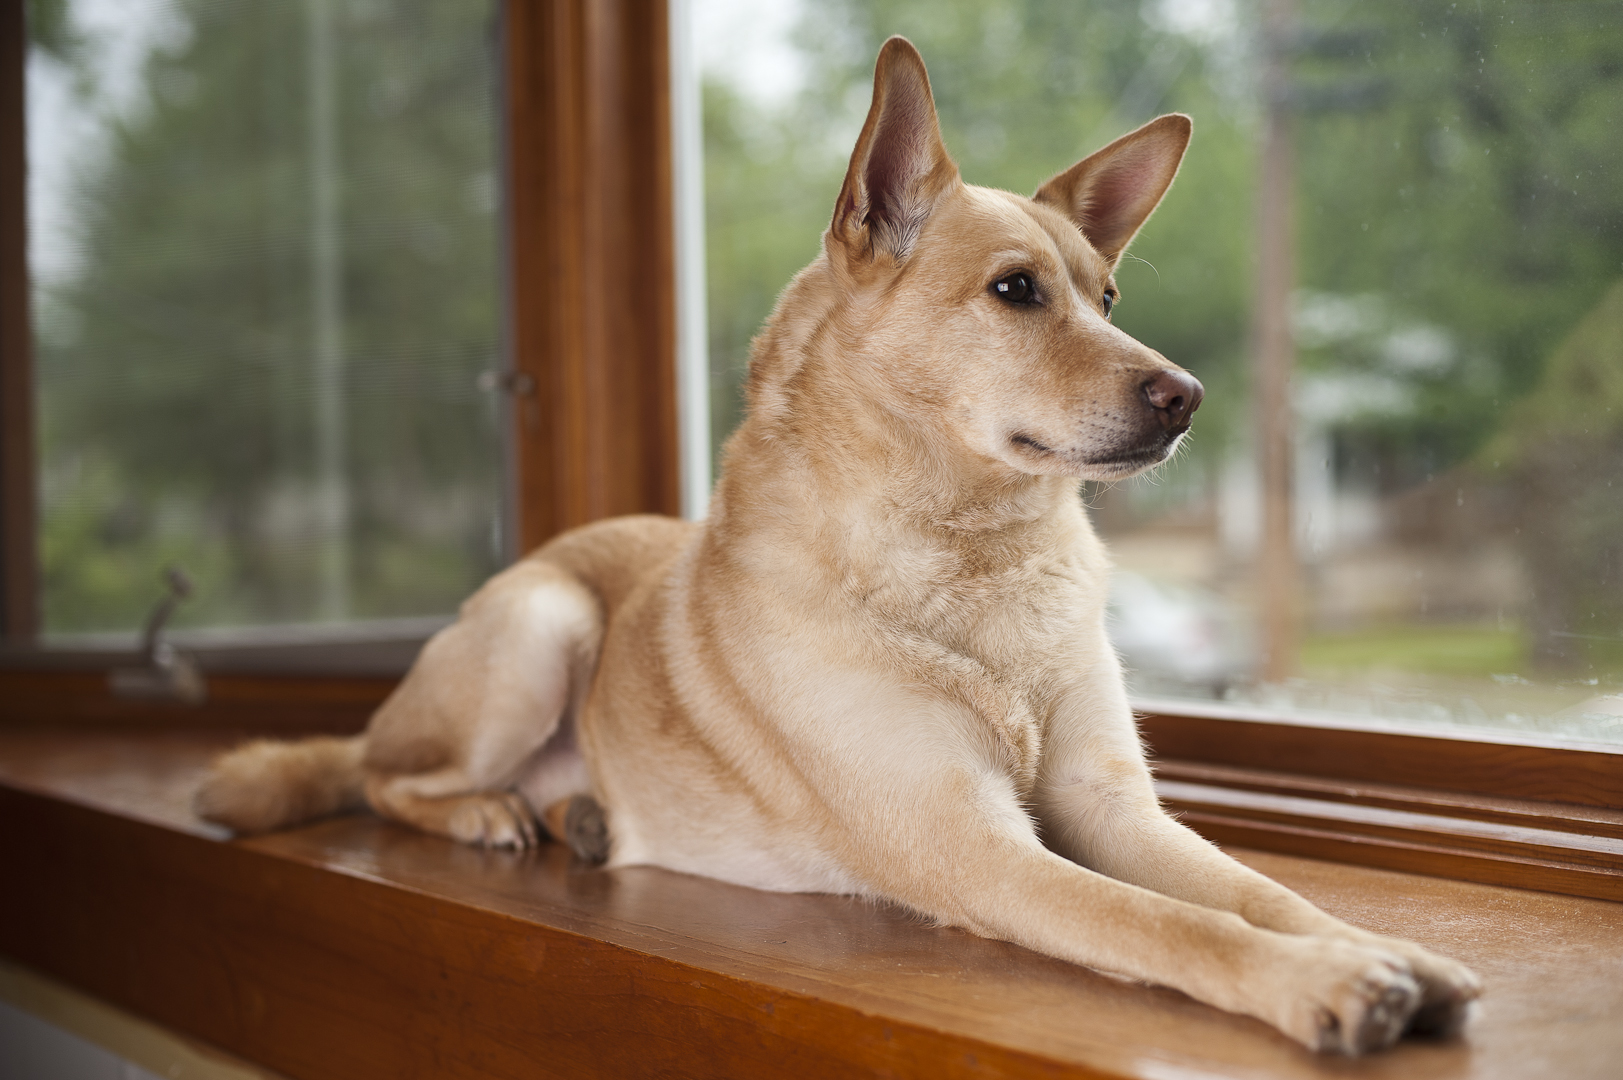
1034;114;1192;265
830;36;959;263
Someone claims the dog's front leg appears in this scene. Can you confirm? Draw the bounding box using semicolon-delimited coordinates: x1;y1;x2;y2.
850;750;1422;1055
1029;663;1481;1035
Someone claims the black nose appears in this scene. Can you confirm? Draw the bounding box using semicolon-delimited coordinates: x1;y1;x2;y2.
1142;369;1204;431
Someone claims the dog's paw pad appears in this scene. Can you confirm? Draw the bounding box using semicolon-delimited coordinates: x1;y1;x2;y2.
1345;972;1421;1054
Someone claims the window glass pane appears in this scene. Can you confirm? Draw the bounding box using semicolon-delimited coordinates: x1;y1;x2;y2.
28;0;504;636
697;0;1623;745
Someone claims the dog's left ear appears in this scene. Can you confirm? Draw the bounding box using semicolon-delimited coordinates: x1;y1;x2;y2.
1034;114;1192;265
831;36;960;263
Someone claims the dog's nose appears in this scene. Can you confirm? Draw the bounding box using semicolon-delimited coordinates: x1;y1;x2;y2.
1142;370;1204;431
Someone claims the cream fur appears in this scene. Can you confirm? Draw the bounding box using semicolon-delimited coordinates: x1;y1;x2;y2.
195;37;1480;1055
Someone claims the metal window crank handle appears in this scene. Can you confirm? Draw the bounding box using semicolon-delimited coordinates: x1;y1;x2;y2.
109;568;208;704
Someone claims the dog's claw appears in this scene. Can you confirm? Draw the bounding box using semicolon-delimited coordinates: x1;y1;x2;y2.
449;791;538;850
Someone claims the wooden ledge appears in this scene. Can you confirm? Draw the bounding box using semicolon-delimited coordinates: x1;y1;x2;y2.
1154;760;1623;902
2;732;1622;1079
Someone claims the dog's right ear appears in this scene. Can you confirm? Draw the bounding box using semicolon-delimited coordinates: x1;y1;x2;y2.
830;36;959;264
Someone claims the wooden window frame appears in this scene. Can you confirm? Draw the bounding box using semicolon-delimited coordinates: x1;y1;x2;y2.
0;0;1616;901
0;0;680;726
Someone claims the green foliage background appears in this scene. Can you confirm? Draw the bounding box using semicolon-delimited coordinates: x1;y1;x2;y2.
704;0;1258;470
701;0;1623;673
24;0;1623;675
31;0;504;633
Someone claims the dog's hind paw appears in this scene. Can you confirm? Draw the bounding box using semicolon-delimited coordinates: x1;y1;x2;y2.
542;795;610;864
447;791;539;850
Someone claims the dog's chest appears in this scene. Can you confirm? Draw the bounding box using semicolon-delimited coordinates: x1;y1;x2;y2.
873;540;1098;649
857;542;1100;779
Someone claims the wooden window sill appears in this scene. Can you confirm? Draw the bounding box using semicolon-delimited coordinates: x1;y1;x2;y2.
2;731;1621;1080
1139;705;1623;902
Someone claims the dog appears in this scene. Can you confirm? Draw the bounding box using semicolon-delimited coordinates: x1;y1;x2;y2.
196;36;1481;1055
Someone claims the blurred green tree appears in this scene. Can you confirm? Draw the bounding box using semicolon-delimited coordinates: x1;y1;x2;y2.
1294;0;1623;477
1482;278;1623;670
701;0;1623;686
704;0;1258;477
33;0;503;633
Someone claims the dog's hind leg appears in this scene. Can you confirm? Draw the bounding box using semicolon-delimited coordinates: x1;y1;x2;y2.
361;558;603;849
366;768;542;849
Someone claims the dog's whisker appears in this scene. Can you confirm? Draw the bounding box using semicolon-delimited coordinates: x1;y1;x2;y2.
1120;252;1161;285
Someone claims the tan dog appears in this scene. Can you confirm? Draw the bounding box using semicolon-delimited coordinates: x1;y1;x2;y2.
197;37;1480;1055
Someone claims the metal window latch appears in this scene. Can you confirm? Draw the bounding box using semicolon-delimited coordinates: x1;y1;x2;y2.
477;369;537;397
109;567;208;704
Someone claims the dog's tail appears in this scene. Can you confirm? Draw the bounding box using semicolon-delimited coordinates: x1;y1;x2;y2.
193;735;367;834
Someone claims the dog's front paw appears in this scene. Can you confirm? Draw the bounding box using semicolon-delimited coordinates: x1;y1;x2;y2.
1269;939;1422;1055
1359;935;1481;1037
447;791;539;850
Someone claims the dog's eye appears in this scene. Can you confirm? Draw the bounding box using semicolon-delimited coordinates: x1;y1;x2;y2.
1102;292;1116;318
992;273;1037;305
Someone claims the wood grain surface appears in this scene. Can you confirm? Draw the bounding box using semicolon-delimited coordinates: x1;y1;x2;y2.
2;731;1622;1079
1155;759;1623;902
0;0;34;641
1140;708;1623;808
0;670;387;731
504;0;681;552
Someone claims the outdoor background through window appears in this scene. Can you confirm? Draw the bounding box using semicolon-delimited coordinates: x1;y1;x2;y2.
28;0;503;640
697;0;1623;745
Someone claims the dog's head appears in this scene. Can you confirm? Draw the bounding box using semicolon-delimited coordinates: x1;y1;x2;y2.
820;36;1202;482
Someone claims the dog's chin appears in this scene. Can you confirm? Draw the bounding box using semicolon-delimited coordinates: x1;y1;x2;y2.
1004;430;1187;480
1076;445;1177;481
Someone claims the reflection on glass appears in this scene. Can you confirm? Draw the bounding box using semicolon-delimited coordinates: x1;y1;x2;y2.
29;0;504;636
698;0;1623;743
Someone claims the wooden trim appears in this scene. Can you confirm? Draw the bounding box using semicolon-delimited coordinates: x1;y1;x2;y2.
0;669;386;732
6;732;1623;1080
1138;706;1623;898
1138;706;1623;809
0;0;34;640
1153;760;1623;902
504;0;681;553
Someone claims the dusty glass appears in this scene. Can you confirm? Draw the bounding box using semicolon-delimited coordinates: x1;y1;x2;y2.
696;0;1623;745
28;0;504;638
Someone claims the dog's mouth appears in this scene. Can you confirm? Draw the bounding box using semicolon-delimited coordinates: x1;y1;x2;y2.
1009;432;1055;456
1084;445;1176;477
1009;428;1185;477
1088;427;1190;469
